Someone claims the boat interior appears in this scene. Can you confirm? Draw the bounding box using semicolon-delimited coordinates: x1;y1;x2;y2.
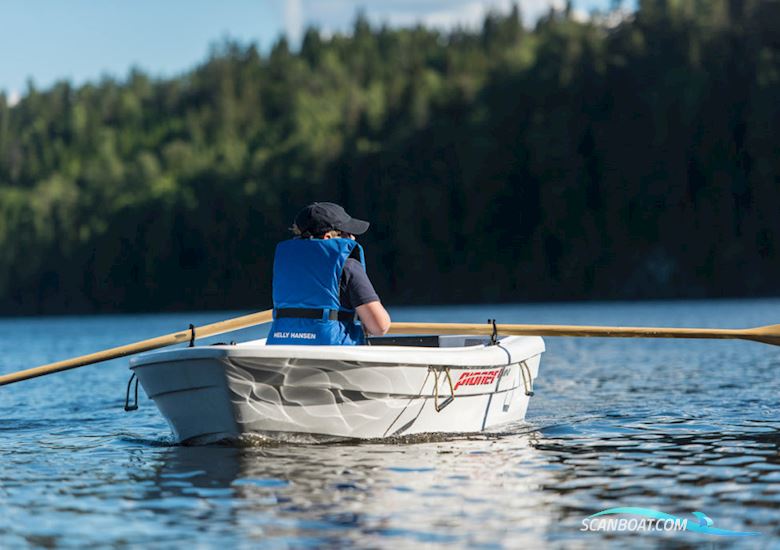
365;335;500;348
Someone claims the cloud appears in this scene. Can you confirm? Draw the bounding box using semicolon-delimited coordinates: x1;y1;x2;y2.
285;0;304;46
382;1;510;29
518;0;569;22
7;89;21;107
294;0;572;37
405;0;569;28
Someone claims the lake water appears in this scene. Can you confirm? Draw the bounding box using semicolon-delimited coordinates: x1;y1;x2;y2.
1;299;779;548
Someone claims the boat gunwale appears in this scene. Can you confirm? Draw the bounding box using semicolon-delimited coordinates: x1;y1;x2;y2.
129;335;545;369
130;355;528;371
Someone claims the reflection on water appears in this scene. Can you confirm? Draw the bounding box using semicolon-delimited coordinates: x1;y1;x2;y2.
1;299;780;547
146;431;552;547
123;421;780;546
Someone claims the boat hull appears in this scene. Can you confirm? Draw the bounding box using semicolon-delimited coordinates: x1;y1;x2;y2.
130;336;544;443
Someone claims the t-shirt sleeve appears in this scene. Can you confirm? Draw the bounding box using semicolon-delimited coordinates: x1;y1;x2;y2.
341;258;380;309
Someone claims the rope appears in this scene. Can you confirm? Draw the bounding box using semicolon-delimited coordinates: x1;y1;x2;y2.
519;360;534;396
124;372;139;411
432;367;455;412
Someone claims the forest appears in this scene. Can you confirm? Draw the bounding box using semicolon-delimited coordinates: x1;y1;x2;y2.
0;0;778;314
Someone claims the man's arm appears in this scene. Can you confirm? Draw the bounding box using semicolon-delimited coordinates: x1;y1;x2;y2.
341;258;391;336
356;301;391;336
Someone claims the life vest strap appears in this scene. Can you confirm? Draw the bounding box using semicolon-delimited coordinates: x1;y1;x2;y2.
275;308;356;323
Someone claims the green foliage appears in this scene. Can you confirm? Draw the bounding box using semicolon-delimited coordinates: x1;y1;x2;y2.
0;1;779;313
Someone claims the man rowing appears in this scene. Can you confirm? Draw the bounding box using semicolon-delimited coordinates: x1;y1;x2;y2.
266;202;391;345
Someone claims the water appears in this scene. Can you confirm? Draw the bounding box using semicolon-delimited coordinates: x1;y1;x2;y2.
1;299;779;548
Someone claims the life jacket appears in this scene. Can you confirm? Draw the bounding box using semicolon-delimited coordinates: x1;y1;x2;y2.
266;238;366;346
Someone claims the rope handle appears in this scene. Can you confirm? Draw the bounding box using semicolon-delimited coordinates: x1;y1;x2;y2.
432;367;455;412
124;372;139;411
518;360;534;396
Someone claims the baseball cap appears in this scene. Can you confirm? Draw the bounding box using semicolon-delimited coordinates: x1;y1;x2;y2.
294;202;370;236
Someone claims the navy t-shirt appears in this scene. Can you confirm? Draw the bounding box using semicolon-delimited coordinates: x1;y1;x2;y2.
339;258;379;310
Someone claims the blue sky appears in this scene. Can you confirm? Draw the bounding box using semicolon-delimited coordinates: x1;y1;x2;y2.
0;0;617;100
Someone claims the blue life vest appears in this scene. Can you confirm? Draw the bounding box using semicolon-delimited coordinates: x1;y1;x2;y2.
267;238;366;346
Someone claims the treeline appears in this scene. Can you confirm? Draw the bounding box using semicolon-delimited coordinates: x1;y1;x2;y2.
1;0;779;314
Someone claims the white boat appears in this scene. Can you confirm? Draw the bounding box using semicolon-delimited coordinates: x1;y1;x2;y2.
129;335;545;444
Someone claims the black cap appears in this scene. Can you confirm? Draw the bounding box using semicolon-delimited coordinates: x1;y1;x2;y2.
294;202;370;236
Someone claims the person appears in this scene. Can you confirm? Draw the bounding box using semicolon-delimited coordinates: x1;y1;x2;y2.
266;202;391;345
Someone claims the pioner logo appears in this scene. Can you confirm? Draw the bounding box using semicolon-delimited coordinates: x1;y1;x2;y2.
581;508;760;537
453;369;500;390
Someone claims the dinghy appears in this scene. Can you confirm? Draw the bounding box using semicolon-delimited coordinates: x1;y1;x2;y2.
129;335;544;444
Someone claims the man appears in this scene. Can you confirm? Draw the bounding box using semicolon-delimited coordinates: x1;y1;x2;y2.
266;202;391;345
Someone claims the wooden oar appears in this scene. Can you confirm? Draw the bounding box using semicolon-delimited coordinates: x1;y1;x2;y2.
0;309;273;387
388;322;780;346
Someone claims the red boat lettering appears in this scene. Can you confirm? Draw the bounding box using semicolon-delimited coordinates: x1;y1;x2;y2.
454;369;500;391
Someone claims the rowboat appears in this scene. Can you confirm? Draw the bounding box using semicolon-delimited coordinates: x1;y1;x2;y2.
129;334;545;444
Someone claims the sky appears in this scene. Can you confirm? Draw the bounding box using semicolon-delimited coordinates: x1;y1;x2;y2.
0;0;617;102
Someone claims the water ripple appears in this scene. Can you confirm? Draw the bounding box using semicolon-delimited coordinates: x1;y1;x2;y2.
1;300;780;547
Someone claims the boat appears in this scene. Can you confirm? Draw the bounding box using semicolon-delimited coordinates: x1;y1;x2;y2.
129;334;545;444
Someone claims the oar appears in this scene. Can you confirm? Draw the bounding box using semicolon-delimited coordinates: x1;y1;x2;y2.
387;322;780;346
0;309;273;387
